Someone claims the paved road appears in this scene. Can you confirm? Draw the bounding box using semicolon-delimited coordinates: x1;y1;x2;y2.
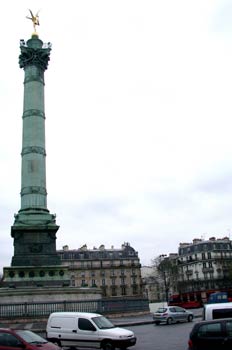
2;308;202;350
128;321;195;350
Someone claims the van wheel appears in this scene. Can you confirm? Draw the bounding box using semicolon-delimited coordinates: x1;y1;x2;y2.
103;341;115;350
188;315;193;322
155;321;160;325
166;317;172;325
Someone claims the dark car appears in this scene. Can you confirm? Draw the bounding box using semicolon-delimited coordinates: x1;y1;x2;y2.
0;328;60;350
153;306;194;325
188;318;232;350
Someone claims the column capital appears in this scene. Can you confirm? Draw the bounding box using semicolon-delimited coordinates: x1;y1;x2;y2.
19;37;52;71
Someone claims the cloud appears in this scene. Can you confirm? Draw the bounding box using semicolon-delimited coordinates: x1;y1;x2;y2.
1;1;232;269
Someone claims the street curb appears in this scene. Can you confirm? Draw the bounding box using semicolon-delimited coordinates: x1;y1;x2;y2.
115;314;202;327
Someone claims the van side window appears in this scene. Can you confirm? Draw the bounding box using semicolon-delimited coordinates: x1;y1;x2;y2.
198;323;222;338
213;309;232;320
78;318;96;331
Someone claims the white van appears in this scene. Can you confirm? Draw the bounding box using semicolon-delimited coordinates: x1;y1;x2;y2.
203;302;232;320
46;312;136;350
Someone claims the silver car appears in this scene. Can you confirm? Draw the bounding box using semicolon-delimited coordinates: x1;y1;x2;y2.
153;306;194;325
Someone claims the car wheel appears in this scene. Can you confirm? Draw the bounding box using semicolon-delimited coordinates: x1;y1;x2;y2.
188;315;193;322
103;341;115;350
155;321;160;325
166;317;172;325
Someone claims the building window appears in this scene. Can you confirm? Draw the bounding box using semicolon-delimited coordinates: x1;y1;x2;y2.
131;277;136;284
112;287;117;296
121;286;126;295
101;287;107;297
203;273;207;280
202;253;205;260
81;280;86;286
209;272;214;279
92;279;96;287
102;279;105;286
133;285;138;295
111;277;116;285
208;252;211;259
121;277;125;285
71;275;75;287
87;262;92;268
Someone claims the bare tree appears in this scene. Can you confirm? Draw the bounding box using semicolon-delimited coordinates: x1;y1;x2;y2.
152;254;178;303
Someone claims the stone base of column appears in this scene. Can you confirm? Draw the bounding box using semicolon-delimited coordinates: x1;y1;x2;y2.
0;285;102;307
2;265;70;288
11;212;60;267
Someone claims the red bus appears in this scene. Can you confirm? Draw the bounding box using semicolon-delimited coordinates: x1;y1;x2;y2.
169;289;232;308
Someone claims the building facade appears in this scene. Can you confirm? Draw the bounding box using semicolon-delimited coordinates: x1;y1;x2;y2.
141;237;232;305
57;242;143;298
177;237;232;301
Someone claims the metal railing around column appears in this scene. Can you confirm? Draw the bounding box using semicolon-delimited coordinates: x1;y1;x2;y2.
0;298;149;319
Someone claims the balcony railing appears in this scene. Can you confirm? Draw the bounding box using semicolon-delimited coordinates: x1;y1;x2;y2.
202;268;214;273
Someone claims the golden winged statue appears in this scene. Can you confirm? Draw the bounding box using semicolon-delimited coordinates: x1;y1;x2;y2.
26;9;40;33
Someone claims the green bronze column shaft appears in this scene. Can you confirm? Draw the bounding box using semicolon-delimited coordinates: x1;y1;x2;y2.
10;34;61;267
20;36;48;211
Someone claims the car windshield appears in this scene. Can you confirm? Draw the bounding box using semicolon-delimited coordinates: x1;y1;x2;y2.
15;330;47;344
92;316;115;329
155;308;167;313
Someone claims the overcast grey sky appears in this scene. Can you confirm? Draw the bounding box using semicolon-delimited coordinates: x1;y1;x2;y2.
1;0;232;270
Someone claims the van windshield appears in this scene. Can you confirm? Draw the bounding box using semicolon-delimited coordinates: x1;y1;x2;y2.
92;316;115;329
